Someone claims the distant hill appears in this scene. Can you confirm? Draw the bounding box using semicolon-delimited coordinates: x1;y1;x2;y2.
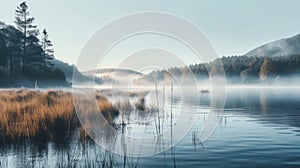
84;68;143;84
85;68;143;76
246;33;300;57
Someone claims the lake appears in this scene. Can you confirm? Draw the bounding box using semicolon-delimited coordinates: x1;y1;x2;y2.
1;87;300;167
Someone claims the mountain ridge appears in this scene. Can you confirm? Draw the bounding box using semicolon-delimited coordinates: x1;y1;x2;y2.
245;33;300;57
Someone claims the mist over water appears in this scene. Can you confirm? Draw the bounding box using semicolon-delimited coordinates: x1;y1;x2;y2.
1;86;300;167
2;66;300;167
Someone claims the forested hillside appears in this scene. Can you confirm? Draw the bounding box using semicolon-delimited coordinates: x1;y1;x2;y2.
0;2;67;87
139;54;300;84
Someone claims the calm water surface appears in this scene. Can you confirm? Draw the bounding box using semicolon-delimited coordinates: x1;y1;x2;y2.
1;87;300;167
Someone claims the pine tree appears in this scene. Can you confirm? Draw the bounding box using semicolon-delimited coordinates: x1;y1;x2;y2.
27;35;43;70
0;25;23;71
14;1;39;70
41;29;54;70
0;34;8;67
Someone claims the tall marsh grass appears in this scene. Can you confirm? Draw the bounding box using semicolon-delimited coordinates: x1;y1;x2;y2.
0;90;119;143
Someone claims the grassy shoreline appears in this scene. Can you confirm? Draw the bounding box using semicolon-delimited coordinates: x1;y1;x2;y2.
0;89;119;143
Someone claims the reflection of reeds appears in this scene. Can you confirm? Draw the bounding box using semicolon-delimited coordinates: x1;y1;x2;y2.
115;99;133;114
135;97;146;111
115;99;133;125
0;90;119;143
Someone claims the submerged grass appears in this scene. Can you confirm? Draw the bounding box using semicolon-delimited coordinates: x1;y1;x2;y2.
0;89;119;143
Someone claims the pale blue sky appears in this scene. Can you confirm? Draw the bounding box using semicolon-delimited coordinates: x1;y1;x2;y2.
1;0;300;68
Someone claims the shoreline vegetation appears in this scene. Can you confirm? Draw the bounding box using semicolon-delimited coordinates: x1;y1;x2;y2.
137;54;300;84
0;89;159;167
0;89;119;144
0;2;69;88
0;2;100;88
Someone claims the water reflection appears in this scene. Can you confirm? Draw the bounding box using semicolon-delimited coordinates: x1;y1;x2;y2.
259;91;268;112
224;88;300;128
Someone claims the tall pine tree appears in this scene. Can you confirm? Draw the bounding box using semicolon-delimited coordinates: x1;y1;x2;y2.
0;25;23;71
14;1;40;70
41;29;54;70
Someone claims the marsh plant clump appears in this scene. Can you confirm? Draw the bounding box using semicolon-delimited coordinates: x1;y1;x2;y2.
0;90;119;143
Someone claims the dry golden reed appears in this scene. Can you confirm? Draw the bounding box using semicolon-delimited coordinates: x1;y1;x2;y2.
0;89;119;142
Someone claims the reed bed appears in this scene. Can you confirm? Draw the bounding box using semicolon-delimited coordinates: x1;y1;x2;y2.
0;89;119;143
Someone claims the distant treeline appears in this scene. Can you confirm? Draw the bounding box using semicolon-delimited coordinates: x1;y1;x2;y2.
140;54;300;84
0;2;67;87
